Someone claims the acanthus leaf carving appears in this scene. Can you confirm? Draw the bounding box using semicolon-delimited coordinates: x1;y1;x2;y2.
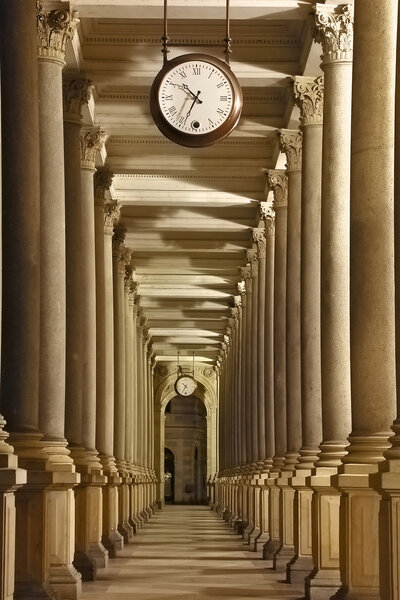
314;3;354;64
63;79;94;123
80;126;107;169
103;199;121;235
112;224;127;256
279;129;303;172
95;167;114;199
293;76;324;126
265;170;288;209
260;200;275;236
37;1;79;63
252;227;266;258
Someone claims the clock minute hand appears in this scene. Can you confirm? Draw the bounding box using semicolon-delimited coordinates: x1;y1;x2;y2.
184;90;201;123
182;83;203;104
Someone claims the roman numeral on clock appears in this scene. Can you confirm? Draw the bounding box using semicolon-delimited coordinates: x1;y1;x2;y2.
220;96;228;102
193;66;201;75
168;106;177;116
216;82;224;88
165;95;173;101
216;108;224;115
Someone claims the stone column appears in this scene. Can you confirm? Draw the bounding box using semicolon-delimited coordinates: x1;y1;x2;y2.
334;1;398;598
94;170;124;557
377;4;400;600
274;130;303;572
306;6;353;599
288;75;324;584
256;201;275;552
112;228;134;542
64;96;108;579
37;4;85;597
1;2;62;595
263;171;288;561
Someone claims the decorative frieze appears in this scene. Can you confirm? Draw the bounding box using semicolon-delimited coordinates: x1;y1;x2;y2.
314;3;354;64
279;129;302;172
63;79;94;123
80;126;107;169
293;76;324;126
265;170;288;208
37;1;79;64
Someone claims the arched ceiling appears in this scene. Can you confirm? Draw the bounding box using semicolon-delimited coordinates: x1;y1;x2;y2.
63;0;328;366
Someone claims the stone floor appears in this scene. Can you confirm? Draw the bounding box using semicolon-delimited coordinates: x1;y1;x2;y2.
81;505;304;599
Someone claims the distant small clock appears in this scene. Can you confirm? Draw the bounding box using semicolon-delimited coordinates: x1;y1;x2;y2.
150;53;243;147
174;374;197;397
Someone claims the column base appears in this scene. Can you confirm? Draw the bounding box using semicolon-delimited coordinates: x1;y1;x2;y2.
73;551;97;582
274;546;295;573
44;564;82;600
254;531;270;553
286;555;314;584
248;526;261;547
263;537;280;560
102;528;124;558
14;582;52;599
305;568;342;600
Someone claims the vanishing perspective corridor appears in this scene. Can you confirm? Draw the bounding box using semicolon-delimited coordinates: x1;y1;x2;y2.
81;506;303;600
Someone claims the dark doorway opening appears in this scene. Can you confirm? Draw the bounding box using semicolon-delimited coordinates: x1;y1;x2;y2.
164;447;175;503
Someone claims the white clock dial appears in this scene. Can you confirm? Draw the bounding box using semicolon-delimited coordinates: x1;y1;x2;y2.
158;59;234;135
175;376;197;397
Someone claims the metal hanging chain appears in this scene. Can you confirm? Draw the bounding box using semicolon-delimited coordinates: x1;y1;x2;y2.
192;351;195;378
162;0;232;66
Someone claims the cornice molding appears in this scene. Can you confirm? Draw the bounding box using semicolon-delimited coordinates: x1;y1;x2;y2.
98;90;282;105
84;33;300;48
107;136;274;147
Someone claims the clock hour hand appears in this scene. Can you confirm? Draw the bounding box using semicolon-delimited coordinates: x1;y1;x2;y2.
184;90;201;123
182;84;203;104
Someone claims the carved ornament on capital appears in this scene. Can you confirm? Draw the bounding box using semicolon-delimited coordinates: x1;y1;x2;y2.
112;224;127;257
95;167;114;199
293;76;324;126
104;199;121;235
119;246;133;278
279;129;303;172
252;227;266;258
37;2;79;64
80;126;107;169
314;3;354;64
63;78;94;123
265;170;288;209
247;247;258;277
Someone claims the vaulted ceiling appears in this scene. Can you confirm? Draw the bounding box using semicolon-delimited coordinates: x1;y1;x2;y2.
65;0;324;366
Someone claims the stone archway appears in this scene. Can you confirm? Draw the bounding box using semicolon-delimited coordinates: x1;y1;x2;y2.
153;365;218;507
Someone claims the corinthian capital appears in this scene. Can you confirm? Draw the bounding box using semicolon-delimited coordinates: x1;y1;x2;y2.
37;2;79;64
95;167;114;198
80;126;107;169
119;246;133;277
112;224;126;256
240;265;251;283
260;200;275;236
63;79;94;123
253;227;266;258
293;76;324;126
314;3;354;64
279;129;302;172
265;170;288;208
104;199;121;235
247;247;258;277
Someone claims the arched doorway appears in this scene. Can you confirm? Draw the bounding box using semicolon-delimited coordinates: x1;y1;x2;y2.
164;396;207;504
164;447;175;503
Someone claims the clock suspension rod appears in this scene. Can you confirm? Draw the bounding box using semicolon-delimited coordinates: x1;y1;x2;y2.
161;0;232;65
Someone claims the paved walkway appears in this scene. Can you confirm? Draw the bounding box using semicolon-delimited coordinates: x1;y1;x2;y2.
81;505;304;600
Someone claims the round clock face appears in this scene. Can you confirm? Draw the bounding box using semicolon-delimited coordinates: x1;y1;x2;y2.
175;375;197;397
150;53;243;147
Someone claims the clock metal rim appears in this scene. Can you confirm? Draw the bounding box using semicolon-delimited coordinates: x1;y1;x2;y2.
174;373;198;397
150;53;243;148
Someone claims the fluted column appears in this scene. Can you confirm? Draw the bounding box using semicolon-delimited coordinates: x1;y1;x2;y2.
335;1;398;598
264;171;288;561
288;75;324;584
94;169;123;557
274;130;303;572
306;6;353;598
37;3;83;596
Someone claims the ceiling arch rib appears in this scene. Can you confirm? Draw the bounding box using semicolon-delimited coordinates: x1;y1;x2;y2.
64;0;316;365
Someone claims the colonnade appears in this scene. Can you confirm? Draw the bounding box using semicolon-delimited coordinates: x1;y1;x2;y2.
213;3;400;599
0;2;156;598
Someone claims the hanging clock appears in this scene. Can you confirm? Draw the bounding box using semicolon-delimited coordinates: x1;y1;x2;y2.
150;53;243;148
174;373;198;397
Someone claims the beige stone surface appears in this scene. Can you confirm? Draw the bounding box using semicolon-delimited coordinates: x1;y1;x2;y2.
80;505;303;600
